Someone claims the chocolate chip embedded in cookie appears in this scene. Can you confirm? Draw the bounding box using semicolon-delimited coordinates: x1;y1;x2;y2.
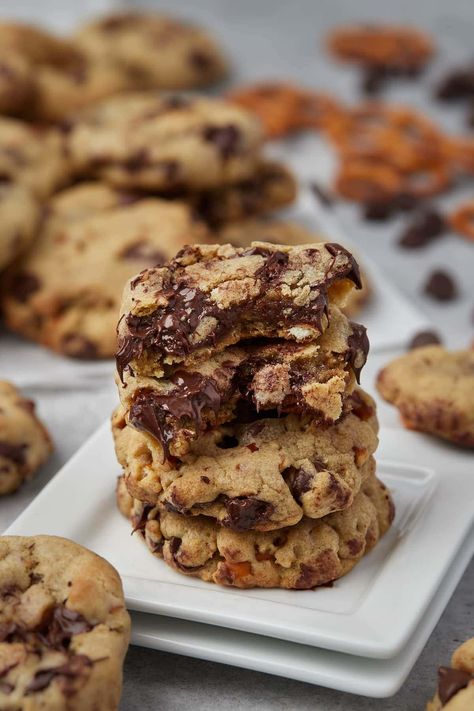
427;638;474;710
0;535;130;709
113;388;378;529
216;219;372;318
116;468;393;589
1;183;211;359
116;241;362;379
74;12;228;90
117;305;368;458
0;381;52;495
67;93;261;192
377;346;474;446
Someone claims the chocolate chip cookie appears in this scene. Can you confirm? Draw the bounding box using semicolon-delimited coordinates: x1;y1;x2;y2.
191;161;297;227
0;51;35;116
427;638;474;710
0;535;130;709
113;387;378;530
0;381;52;495
117;305;368;458
1;184;211;359
75;11;228;90
116;241;362;380
377;346;474;446
216;218;373;317
116;468;393;589
67;93;263;191
0;182;41;271
0;117;70;199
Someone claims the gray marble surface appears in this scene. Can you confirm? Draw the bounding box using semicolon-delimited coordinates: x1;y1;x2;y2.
0;0;473;708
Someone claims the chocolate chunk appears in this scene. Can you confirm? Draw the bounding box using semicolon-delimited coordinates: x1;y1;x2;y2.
310;181;334;207
62;334;98;359
438;666;473;705
131;505;152;534
39;605;92;650
120;241;166;266
408;330;442;350
254;250;289;281
129;372;224;459
437;66;474;101
168;536;203;572
424;270;458;301
283;465;314;504
10;272;41;303
203;125;240;159
325;243;362;289
25;655;92;695
0;440;26;465
398;209;446;248
223;497;275;531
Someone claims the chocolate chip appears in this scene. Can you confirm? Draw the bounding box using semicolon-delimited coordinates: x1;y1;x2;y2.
200;475;210;484
283;465;313;504
424;270;458;301
203;125;240;159
216;434;239;449
398;209;446;248
25;655;92;695
408;330;442;349
436;66;474;101
124;150;149;172
363;193;418;221
223;497;275;531
10;272;40;303
310;181;334;207
189;50;214;72
62;334;99;359
438;666;473;705
0;441;26;465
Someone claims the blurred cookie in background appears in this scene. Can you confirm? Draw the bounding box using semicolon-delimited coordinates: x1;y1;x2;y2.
1;183;211;359
0;380;53;495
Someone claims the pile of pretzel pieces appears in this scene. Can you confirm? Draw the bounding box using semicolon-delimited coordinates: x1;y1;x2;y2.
228;82;474;241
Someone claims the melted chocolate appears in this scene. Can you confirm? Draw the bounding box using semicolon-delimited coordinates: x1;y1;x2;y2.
129;371;224;459
438;666;473;705
223;497;275;531
39;606;92;650
347;323;370;382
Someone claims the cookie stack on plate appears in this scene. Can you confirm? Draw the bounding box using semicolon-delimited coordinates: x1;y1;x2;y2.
112;240;394;590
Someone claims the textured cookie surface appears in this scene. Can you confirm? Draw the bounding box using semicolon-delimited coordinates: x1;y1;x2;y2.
0;117;70;199
75;12;227;90
67;93;262;191
377;346;474;446
0;182;40;271
116;469;393;589
427;638;474;710
0;535;130;710
116;241;362;379
217;218;372;317
117;305;368;457
1;184;211;359
113;388;378;530
0;380;52;495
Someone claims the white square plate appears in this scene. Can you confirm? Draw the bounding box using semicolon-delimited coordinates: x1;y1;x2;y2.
6;422;474;659
132;526;473;697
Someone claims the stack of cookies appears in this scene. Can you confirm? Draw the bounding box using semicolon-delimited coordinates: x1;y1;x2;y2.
113;240;394;589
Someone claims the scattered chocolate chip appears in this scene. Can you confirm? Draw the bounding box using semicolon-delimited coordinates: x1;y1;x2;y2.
408;330;442;349
398;209;446;248
436;66;474;101
310;181;334;207
203;124;240;159
424;270;458;301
